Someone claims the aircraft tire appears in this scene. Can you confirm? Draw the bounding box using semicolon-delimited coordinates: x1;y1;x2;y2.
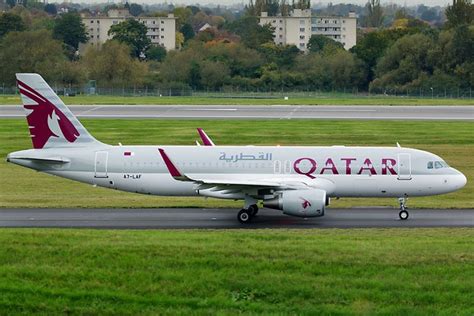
238;209;252;224
399;210;409;220
249;204;259;217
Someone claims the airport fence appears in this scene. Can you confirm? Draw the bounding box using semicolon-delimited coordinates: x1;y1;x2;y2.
1;84;472;100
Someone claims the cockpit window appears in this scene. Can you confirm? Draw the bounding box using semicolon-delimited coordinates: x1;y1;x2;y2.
428;161;449;169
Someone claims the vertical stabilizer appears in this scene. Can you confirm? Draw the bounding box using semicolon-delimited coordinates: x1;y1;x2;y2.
16;73;103;149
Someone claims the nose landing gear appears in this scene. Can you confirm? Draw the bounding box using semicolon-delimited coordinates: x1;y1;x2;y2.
398;197;409;220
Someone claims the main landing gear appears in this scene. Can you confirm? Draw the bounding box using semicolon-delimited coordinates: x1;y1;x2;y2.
237;204;258;224
398;197;409;220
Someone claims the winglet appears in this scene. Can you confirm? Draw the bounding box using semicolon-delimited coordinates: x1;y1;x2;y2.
197;128;215;146
158;148;190;181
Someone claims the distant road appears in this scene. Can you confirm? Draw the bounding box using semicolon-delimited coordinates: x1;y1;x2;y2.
1;105;473;120
0;208;473;229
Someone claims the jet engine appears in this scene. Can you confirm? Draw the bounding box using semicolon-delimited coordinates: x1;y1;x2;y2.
263;189;326;218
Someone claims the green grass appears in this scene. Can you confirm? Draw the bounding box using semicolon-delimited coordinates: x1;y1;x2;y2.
0;119;472;209
0;94;473;105
0;228;472;314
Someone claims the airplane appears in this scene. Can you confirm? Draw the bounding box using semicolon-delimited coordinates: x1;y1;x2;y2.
7;74;467;223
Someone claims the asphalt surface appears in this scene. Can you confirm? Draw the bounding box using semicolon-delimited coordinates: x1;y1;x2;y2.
1;105;473;120
0;208;472;229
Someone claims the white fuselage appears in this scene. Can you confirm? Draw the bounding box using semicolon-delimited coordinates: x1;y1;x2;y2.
9;145;467;200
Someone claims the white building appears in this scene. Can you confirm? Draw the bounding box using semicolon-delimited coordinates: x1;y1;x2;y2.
81;10;176;52
259;9;357;51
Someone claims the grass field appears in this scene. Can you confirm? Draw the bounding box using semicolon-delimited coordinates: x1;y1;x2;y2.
0;94;473;105
0;228;472;314
0;119;472;209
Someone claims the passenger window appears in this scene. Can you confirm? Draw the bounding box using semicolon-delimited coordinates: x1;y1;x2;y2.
427;162;433;169
435;161;443;169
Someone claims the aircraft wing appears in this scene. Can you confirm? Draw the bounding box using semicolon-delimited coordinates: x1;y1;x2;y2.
158;148;333;192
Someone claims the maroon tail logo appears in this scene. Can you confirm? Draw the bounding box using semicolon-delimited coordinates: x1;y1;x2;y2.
17;80;79;149
300;198;312;209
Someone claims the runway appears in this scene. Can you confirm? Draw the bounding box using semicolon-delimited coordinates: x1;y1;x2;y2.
1;105;473;120
0;208;472;229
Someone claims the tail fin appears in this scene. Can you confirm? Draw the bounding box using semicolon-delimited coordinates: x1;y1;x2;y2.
16;73;103;149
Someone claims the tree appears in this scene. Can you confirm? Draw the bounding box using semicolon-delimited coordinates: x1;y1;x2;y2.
129;3;144;17
247;0;280;16
81;40;148;87
173;7;193;29
175;31;185;49
184;5;199;15
53;12;88;54
0;13;25;38
325;50;366;90
433;25;474;87
351;28;413;86
365;0;384;27
200;60;230;89
445;0;474;28
370;33;435;92
295;49;365;90
420;8;438;22
293;0;311;10
0;30;66;85
189;61;201;89
258;43;300;68
180;23;195;42
108;19;151;58
44;3;57;15
146;45;167;62
307;35;344;53
225;16;274;49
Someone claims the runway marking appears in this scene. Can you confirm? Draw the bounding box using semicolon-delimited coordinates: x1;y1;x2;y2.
76;106;103;116
285;106;300;119
183;108;238;111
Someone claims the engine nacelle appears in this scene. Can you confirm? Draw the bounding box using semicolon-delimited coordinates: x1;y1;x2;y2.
264;189;326;218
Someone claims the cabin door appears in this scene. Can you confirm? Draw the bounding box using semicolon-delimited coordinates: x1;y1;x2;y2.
94;151;108;178
397;153;412;180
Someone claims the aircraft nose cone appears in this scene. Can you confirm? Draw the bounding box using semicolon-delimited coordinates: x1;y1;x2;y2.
454;170;467;189
457;173;467;189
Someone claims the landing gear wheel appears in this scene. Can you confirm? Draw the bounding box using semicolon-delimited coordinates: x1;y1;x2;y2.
398;197;409;220
399;210;409;220
238;209;252;224
248;204;259;217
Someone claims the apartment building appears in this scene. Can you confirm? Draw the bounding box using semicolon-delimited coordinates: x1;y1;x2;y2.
81;10;176;52
259;9;357;51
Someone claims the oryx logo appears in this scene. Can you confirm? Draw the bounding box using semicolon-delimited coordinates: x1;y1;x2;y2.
300;198;312;209
17;80;79;149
